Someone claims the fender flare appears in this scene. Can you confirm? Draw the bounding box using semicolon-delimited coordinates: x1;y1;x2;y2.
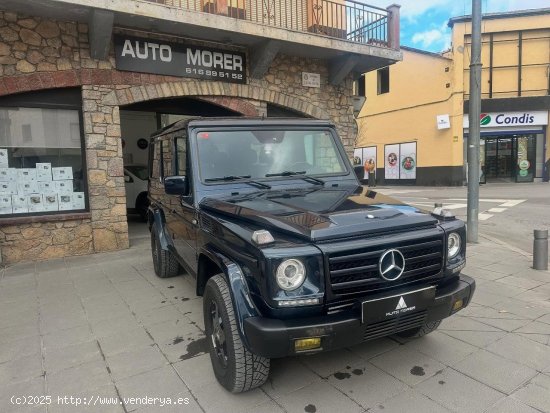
149;207;173;251
199;246;261;348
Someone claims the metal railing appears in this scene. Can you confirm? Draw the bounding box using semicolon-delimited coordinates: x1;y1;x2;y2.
144;0;394;48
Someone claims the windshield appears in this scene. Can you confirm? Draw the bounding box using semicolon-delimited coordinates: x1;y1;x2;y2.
125;165;148;181
196;129;347;183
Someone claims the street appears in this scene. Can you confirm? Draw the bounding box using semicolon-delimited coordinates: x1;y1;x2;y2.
375;182;550;257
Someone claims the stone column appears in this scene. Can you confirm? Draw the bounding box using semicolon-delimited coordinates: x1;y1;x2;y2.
82;85;129;252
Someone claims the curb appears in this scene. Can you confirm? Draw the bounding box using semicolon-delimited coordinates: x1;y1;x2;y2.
478;232;533;259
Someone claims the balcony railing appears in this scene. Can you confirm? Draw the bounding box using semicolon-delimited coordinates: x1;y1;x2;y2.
144;0;399;49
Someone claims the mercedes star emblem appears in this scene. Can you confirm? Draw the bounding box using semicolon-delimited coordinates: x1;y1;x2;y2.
379;249;406;281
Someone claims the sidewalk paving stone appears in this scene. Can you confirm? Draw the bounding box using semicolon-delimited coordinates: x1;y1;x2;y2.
97;327;154;357
453;349;537;394
46;360;112;398
441;330;508;348
115;366;202;413
106;345;168;381
403;331;478;366
44;340;103;375
485;397;541;413
415;368;505;412
368;389;451;412
485;334;550;371
261;358;322;399
0;352;44;385
511;373;550;413
370;345;446;386
276;380;364;413
326;361;409;409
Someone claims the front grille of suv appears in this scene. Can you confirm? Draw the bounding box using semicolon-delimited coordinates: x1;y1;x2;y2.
328;235;444;296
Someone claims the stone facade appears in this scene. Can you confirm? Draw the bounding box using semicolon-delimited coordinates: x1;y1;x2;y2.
0;219;93;263
0;10;356;264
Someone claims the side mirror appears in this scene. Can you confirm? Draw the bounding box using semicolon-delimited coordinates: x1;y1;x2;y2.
164;176;188;195
124;175;132;183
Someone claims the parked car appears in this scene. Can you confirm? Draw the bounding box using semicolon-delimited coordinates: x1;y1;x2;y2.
147;118;475;393
124;164;149;220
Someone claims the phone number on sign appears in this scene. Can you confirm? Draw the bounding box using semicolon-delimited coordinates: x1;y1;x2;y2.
185;68;243;81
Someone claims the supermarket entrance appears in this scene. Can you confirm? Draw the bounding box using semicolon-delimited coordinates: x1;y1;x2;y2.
481;134;537;183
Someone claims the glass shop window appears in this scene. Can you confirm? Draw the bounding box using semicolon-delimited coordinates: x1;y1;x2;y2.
0;107;87;216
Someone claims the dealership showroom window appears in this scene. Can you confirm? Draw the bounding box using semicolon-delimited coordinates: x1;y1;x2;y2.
0;91;87;217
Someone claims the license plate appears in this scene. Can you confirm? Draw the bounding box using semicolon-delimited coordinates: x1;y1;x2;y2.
361;286;436;324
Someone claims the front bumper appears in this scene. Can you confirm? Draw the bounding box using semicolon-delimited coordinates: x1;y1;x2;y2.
243;274;475;358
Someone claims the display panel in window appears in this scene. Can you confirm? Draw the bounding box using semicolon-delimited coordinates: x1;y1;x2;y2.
0;107;87;216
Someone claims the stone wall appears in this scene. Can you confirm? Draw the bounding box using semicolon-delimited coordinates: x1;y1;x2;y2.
0;219;93;263
0;10;357;264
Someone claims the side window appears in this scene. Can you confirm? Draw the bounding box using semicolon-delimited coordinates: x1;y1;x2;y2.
176;136;187;176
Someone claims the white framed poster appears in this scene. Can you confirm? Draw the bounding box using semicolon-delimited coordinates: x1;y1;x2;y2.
362;146;377;179
352;148;364;179
353;147;377;179
399;142;417;180
384;144;400;180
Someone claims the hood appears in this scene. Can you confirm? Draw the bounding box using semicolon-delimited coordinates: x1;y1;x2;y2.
200;185;438;242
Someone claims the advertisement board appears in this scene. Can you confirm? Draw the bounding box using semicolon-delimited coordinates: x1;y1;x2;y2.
353;146;377;180
384;144;400;180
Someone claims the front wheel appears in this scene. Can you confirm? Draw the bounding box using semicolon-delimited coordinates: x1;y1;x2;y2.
203;274;270;393
397;320;441;338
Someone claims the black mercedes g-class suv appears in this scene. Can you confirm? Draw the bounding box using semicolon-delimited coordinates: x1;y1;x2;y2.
147;118;475;393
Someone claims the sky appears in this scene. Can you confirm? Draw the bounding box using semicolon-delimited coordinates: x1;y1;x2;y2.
365;0;549;52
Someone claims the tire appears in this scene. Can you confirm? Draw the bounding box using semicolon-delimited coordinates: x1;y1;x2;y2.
203;274;270;393
397;320;441;338
136;193;149;222
150;223;180;278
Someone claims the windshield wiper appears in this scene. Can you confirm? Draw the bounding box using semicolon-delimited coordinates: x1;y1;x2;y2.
205;175;271;189
265;171;324;186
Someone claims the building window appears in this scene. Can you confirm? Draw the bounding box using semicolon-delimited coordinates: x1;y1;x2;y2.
354;75;366;97
377;67;390;95
0;107;87;216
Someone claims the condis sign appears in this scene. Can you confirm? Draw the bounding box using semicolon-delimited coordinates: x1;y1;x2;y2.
463;111;548;128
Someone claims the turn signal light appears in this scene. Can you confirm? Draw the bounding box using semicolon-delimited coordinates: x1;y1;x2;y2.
295;337;321;352
251;230;275;245
452;299;464;312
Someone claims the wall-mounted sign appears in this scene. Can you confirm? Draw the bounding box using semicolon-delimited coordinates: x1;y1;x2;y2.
302;72;321;88
463;111;548;128
437;114;451;130
114;35;247;84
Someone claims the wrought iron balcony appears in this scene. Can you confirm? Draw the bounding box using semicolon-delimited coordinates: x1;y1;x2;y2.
145;0;399;49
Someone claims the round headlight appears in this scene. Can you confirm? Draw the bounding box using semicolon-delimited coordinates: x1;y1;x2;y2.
448;233;461;259
276;259;306;291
